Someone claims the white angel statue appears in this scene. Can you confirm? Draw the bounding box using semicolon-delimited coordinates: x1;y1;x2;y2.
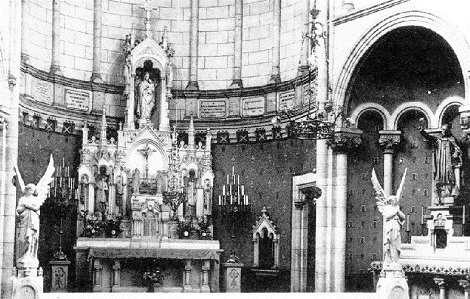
14;154;55;265
371;168;407;266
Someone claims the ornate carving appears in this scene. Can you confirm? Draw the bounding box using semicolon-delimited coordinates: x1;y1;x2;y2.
328;129;362;153
379;132;401;153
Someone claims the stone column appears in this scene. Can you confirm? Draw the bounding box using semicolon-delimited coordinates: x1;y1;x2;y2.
268;0;281;84
434;277;445;299
292;201;308;292
92;259;103;292
50;0;62;75
111;260;121;290
459;279;470;299
200;260;210;292
315;139;328;291
91;0;103;82
378;131;401;196
186;0;199;90
222;262;243;292
313;0;328;116
0;118;8;297
298;0;311;75
183;260;193;292
230;0;243;88
328;128;362;292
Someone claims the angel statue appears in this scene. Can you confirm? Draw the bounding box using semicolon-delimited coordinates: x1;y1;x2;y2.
14;154;55;266
371;168;407;267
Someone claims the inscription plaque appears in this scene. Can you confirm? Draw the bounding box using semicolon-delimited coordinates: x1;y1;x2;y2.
278;90;295;110
32;78;53;105
65;88;91;111
242;97;265;117
199;100;226;118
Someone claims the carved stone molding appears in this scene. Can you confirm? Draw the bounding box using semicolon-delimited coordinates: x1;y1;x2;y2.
378;130;401;153
433;277;445;289
328;128;362;153
458;279;470;291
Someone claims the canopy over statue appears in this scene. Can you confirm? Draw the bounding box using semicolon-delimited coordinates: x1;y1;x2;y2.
371;168;407;268
14;155;55;268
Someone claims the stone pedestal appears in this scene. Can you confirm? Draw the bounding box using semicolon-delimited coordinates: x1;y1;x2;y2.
375;263;409;299
49;259;70;292
11;267;44;299
222;262;243;293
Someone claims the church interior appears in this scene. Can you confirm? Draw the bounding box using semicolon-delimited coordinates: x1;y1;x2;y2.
1;0;470;297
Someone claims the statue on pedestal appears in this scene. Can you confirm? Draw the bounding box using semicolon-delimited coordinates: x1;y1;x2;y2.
136;72;155;122
14;155;55;266
420;123;462;203
371;168;407;267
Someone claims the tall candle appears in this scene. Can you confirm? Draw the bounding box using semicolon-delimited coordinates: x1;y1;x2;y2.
223;185;226;195
227;175;229;185
241;185;244;195
406;215;410;231
421;207;424;225
62;157;65;168
230;195;233;205
245;195;248;205
463;206;466;225
219;195;221;205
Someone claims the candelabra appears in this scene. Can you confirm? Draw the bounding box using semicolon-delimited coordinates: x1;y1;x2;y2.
217;166;251;215
48;157;78;206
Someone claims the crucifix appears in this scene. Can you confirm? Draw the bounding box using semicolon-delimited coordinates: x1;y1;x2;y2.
140;0;158;38
137;142;157;184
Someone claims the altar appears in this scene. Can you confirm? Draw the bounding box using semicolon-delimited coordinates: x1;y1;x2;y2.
74;10;219;292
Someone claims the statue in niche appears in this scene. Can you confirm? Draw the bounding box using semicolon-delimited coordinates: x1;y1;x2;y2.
420;123;462;202
203;179;211;210
14;155;55;264
95;172;109;216
371;168;407;267
136;72;155;122
116;174;126;210
132;168;141;194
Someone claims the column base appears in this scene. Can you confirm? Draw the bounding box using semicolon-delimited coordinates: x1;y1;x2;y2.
91;73;104;83
376;264;409;299
12;266;44;299
50;65;62;76
268;74;281;84
229;79;243;89
185;81;199;91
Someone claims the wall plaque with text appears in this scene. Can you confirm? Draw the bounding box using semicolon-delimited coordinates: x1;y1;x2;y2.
199;100;226;118
242;97;265;117
278;90;295;111
65;88;91;111
32;78;53;105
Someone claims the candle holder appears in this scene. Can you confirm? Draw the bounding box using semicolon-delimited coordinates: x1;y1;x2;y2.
47;157;78;208
217;166;252;216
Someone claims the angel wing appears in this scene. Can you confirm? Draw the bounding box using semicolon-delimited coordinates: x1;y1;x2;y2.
35;154;55;206
14;164;26;193
371;168;388;214
395;168;408;203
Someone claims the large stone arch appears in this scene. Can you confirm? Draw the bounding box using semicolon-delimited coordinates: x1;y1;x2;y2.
334;10;470;111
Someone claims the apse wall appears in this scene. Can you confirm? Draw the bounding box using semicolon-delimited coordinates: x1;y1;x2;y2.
24;0;304;89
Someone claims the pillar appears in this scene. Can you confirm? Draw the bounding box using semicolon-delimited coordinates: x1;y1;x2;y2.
200;260;210;292
183;260;193;292
111;260;121;290
3;0;21;296
0;118;8;297
313;0;328;116
378;131;401;196
329;128;362;292
186;0;199;90
91;0;103;82
292;201;308;292
230;0;243;88
268;0;281;84
21;0;30;63
50;0;62;75
298;0;311;75
315;139;328;292
434;277;445;299
92;259;102;292
459;279;470;299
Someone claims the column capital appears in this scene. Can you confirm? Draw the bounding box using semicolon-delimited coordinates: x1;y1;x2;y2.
459;279;470;291
0;116;8;129
378;130;401;153
433;277;445;289
327;128;362;153
294;201;306;210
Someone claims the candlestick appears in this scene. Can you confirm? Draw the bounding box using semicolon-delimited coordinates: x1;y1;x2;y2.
62;157;65;168
245;195;248;205
464;206;466;225
219;195;221;205
406;215;410;231
223;185;226;195
230;195;233;205
421;207;424;225
232;166;234;175
227;175;229;185
237;175;239;185
241;185;244;195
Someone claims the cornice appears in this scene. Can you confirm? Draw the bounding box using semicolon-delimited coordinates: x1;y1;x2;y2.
333;0;410;26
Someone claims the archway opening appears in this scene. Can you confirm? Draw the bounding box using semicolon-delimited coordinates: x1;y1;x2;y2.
347;26;464;116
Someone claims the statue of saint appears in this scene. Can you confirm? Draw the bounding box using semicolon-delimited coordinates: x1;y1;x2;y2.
14;155;55;266
132;168;141;194
371;168;407;267
136;72;155;122
203;179;211;210
96;175;109;215
420;124;462;201
116;174;126;209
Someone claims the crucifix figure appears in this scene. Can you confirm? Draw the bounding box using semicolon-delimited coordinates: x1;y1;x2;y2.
137;142;157;184
140;0;158;38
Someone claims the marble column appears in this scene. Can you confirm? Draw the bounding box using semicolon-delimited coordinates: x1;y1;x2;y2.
459;279;470;299
268;0;281;84
315;139;328;292
433;277;445;299
92;259;103;292
3;0;21;296
186;0;199;90
378;131;401;197
183;260;193;292
200;260;210;292
230;0;243;88
111;260;121;290
292;201;307;292
91;0;103;82
0;118;8;297
298;0;311;75
328;128;362;292
50;0;62;75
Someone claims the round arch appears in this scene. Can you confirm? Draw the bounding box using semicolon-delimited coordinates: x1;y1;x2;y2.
435;96;465;127
335;10;470;111
350;102;391;130
391;102;434;130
